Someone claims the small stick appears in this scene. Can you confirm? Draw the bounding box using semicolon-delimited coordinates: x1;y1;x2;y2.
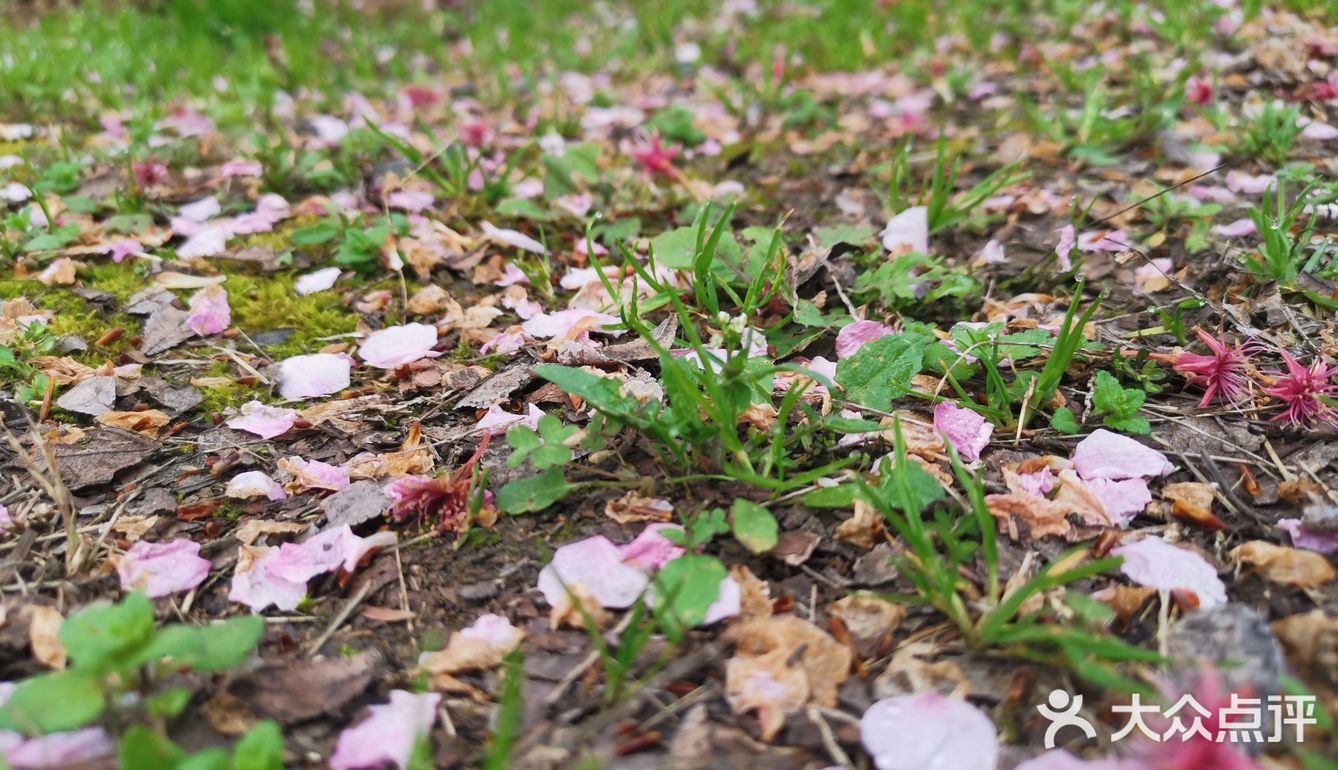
306;581;372;656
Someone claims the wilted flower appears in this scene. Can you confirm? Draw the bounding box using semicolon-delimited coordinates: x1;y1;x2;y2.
1173;328;1247;407
1263;349;1338;428
386;437;492;533
630;133;681;179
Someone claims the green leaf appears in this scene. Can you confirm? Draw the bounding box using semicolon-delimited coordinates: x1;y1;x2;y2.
118;725;185;770
1103;413;1151;436
177;749;231;770
232;721;285;770
835;334;923;411
60;592;155;672
496;468;573;514
534;365;641;422
290;221;340;246
730;499;778;554
134;616;264;672
1050;407;1081;435
495;197;553;221
0;671;106;734
653;555;726;628
147;687;192;719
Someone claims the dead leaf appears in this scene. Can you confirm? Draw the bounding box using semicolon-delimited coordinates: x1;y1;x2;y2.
28;605;65;670
361;606;417;623
96;409;171;436
233;519;308;546
835;498;884;549
604;492;673;524
772;530;820;566
1230;541;1336;588
1090;585;1156;622
419;615;524;695
872;643;969;701
723;614;852;741
55;375;116;416
36;258;79;286
729;565;772;622
154;271;226;290
830;592;904;643
229;652;380;724
985;492;1075;540
1162;481;1224;529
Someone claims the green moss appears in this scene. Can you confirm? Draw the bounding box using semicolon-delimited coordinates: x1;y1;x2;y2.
220;266;358;359
194;359;261;415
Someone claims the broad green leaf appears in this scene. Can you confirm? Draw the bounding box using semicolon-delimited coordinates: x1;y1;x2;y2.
496;468;573;514
118;725;185;770
730;499;778;554
1103;414;1151;436
177;749;231;770
0;671;105;734
653;555;726;628
534;365;640;420
134;616;264;672
60;592;155;671
147;687;192;719
1050;407;1081;435
835;334;923;411
232;721;285;770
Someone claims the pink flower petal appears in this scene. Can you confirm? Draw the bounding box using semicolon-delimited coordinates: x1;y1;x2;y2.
226;401;297;439
480;329;526;355
359;323;441;369
1278;519;1338;555
835;320;896;359
703;576;742;624
177;227;229;258
481;221;546;254
495;264;530;287
228;546;308;612
1110;537;1227;608
933;402;993;462
1055;224;1076;270
220;159;263;178
386;190;435;213
186;285;231;336
1008;467;1055;497
537;536;650;609
116;539;210;598
5;728;114;770
974;239;1007;264
267;525;396;583
619;523;686;571
1132;258;1173;293
277;353;351;400
329;690;440;770
279;456;350;492
1078;229;1128;252
1225;170;1273;195
1081;477;1151;527
177;196;221;223
295;267;341;295
457;613;524;648
521;309;622;340
1071;429;1174;480
1300;121;1338;140
225;470;288;501
475;404;545;437
1212;218;1256;238
881;206;929;254
860;692;998;770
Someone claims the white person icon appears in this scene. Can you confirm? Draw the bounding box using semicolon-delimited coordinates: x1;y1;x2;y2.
1038;689;1098;748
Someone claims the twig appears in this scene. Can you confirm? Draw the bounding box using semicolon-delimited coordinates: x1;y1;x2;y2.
305;581;372;656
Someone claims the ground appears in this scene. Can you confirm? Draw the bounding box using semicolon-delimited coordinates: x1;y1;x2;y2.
1;1;1337;770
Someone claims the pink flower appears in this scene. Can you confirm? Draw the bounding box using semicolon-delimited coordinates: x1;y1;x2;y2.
1186;75;1213;106
631;133;681;179
132;160;168;188
1055;224;1076;271
1264;349;1338;427
1173;328;1247;407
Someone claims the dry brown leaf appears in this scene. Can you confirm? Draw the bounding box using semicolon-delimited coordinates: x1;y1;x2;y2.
1090;585;1156;622
111;515;158;541
419;615;524;695
96;409;171;436
1051;469;1113;530
985;492;1074;540
407;284;451;315
549;584;610;631
724;615;851;741
36;258;79;286
1162;481;1223;529
344;447;434;480
872;643;968;700
1230;541;1336;588
29;356;99;385
830;592;904;642
28;605;66;670
233;519;308;546
154;271;226;290
604;492;673;524
835;498;884;549
729;565;772;622
361;606;417;623
1271;610;1338;690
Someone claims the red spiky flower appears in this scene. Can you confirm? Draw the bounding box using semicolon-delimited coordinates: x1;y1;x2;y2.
1173;328;1247;408
1264;349;1338;428
630;133;681;179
